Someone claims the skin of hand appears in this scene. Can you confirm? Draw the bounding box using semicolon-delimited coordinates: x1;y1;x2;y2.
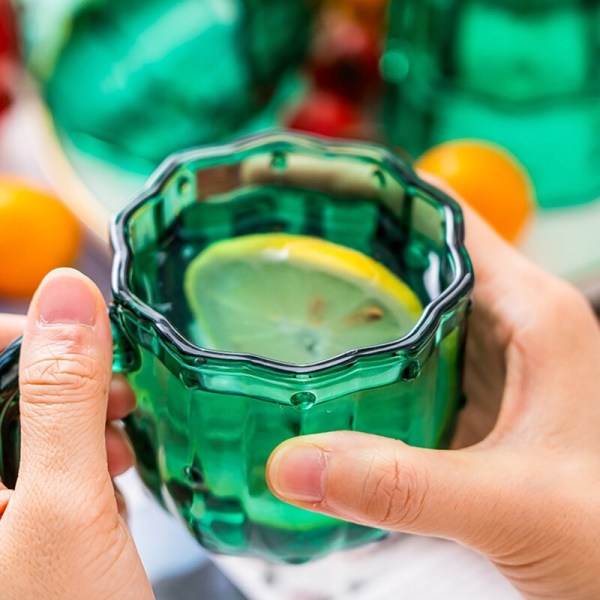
0;269;154;600
267;192;600;600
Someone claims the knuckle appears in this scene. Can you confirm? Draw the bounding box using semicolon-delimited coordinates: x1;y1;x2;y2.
359;451;429;530
544;280;590;318
515;278;594;351
21;350;105;403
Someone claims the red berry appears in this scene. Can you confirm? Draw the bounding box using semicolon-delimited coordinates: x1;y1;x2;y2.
286;91;365;139
309;11;382;102
0;0;18;60
0;0;19;115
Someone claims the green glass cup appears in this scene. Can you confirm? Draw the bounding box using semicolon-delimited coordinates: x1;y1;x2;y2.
19;0;315;172
0;132;473;563
383;0;600;209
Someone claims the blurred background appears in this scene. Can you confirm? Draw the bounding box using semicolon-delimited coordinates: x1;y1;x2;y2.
1;0;599;299
0;0;598;598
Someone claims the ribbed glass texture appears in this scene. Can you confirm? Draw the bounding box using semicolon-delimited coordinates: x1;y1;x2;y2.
110;132;473;562
19;0;315;171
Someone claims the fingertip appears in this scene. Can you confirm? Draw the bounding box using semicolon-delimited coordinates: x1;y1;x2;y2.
0;314;26;350
267;441;326;504
114;484;128;521
31;268;102;328
106;424;135;478
107;375;137;420
21;268;112;374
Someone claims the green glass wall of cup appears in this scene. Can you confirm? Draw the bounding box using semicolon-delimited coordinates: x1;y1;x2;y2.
0;132;473;563
17;0;316;172
382;0;600;209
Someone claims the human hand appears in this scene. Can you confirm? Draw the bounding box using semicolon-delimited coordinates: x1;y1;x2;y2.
0;269;153;600
267;198;600;599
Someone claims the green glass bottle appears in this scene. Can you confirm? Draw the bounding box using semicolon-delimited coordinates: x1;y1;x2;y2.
17;0;315;171
0;132;473;563
383;0;600;209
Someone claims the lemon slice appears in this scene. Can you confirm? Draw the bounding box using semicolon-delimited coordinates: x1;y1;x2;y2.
184;233;422;365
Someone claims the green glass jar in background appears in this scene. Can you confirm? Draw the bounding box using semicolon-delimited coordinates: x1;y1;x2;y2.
17;0;316;172
0;132;473;563
382;0;600;209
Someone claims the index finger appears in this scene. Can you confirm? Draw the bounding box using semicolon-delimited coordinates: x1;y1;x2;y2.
0;313;26;351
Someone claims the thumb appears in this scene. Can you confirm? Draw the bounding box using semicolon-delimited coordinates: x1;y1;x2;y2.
267;432;519;549
17;269;113;496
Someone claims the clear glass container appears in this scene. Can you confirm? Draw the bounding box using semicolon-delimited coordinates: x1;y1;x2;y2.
0;131;473;563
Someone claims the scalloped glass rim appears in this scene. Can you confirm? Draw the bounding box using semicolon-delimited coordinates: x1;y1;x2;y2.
110;130;474;374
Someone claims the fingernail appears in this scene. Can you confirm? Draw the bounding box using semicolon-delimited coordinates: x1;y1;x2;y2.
268;444;326;503
37;271;97;326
